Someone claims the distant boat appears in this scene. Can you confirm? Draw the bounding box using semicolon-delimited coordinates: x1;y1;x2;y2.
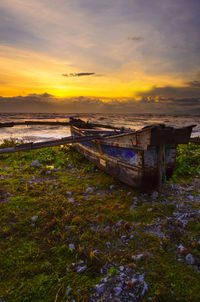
70;118;195;189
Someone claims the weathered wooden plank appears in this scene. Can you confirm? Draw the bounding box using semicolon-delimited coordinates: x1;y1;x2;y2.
0;134;105;154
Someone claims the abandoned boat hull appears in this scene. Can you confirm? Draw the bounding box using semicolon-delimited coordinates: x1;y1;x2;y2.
70;124;184;189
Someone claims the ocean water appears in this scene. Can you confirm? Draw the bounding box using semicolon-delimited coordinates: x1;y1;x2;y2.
0;113;199;143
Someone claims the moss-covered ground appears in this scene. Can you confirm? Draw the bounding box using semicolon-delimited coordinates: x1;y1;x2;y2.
0;141;200;301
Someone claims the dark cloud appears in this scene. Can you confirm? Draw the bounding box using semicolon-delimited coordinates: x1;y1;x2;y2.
128;36;144;41
138;84;200;99
0;93;199;114
62;72;95;77
186;80;200;88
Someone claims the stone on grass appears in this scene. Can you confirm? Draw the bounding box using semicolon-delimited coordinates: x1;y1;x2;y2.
96;284;105;295
133;254;143;261
86;187;95;193
30;160;41;168
130;204;136;212
186;253;195;265
151;191;159;199
31;215;38;222
69;243;75;250
114;287;122;296
77;265;87;274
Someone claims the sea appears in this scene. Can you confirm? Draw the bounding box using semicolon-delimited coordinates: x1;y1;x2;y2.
0;113;199;143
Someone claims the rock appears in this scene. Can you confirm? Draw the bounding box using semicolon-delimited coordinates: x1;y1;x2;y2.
65;286;72;296
188;195;194;201
186;253;195;265
96;284;105;295
142;281;148;296
106;241;111;248
110;185;115;190
64;225;70;231
30;160;41;168
114;287;122;296
31;215;38;222
151;191;158;199
133;254;143;261
130;204;136;212
116;220;124;227
68;164;74;169
86;187;95;193
77;265;87;274
177;244;185;253
69;243;75;250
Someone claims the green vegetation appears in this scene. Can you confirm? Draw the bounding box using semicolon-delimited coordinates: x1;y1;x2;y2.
172;142;200;181
0;140;200;301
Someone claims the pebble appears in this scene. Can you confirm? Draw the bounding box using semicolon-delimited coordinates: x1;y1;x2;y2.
151;191;159;199
106;241;111;248
64;225;70;231
65;286;72;296
177;244;185;253
69;243;75;250
186;253;195;265
30;160;41;168
96;284;105;295
77;265;87;274
86;187;95;193
31;215;38;222
114;287;122;296
133;254;143;261
130;204;136;211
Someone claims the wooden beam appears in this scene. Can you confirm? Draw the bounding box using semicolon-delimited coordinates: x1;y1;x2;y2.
0;134;105;154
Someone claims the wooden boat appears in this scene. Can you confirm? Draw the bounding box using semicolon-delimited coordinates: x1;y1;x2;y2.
70;118;195;189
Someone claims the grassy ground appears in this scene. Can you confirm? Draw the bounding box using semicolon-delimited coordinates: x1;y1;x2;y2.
0;141;200;301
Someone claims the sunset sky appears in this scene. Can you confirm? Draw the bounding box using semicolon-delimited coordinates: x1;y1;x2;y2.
0;0;200;113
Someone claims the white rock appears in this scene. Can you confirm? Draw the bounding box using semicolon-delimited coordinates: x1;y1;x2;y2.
86;187;95;193
31;215;38;222
133;254;143;261
96;284;105;295
186;253;195;265
77;265;87;274
114;287;122;296
151;191;158;199
177;244;185;253
30;160;41;168
69;243;75;250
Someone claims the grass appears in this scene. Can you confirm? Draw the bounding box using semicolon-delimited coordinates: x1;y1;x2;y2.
0;140;200;301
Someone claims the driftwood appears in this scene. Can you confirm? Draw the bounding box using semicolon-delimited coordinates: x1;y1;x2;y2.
0;120;122;130
0;134;107;154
